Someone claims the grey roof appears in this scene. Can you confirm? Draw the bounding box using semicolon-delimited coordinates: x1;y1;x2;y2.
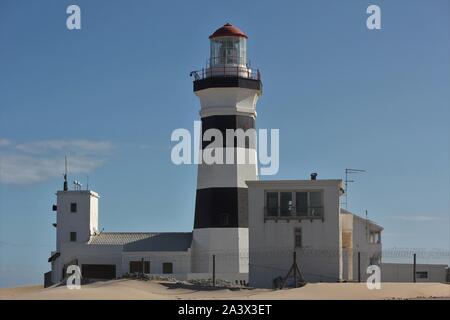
87;232;192;252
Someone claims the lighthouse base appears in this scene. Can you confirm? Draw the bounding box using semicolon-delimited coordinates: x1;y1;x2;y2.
191;228;248;282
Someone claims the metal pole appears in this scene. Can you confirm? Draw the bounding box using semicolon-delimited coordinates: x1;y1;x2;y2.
293;251;297;288
357;251;361;282
141;257;144;276
345;169;348;209
212;254;216;287
413;253;416;283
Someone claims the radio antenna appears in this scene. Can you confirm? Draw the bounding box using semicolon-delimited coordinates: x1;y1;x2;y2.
63;156;68;191
344;168;366;209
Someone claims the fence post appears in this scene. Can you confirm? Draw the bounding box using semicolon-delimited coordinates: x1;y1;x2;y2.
212;254;216;287
357;251;361;282
293;251;297;287
413;253;416;283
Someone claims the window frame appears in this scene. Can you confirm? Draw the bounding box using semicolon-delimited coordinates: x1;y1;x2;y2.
70;202;77;213
162;262;173;274
264;189;324;219
70;231;77;242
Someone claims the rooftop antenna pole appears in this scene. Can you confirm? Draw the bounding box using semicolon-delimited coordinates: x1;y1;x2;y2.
86;176;89;190
365;210;369;242
63;156;68;191
344;168;366;209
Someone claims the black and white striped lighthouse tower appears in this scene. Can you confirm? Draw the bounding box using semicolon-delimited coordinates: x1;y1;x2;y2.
191;23;262;280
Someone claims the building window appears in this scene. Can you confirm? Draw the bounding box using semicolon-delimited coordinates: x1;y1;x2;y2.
220;213;229;227
265;190;324;218
70;203;77;213
294;228;302;248
70;232;77;242
280;192;293;216
309;192;323;216
129;261;150;274
416;271;428;279
369;232;381;244
295;192;308;215
266;192;278;216
162;262;173;274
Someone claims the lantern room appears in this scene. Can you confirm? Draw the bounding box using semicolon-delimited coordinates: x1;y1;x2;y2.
209;23;248;67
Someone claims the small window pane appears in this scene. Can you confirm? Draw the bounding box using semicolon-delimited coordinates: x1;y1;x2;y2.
266;192;278;216
296;192;308;215
162;262;173;274
309;192;323;216
280;192;293;216
70;232;77;242
70;203;77;213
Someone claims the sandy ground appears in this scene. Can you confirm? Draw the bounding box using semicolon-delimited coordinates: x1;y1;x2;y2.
0;279;449;300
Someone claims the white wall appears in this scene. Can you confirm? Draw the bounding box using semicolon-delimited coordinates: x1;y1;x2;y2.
247;180;343;288
122;251;191;275
341;213;382;282
192;228;248;280
381;263;448;283
56;191;99;251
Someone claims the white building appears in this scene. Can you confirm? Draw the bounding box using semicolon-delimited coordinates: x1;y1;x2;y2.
246;178;383;288
381;263;449;283
46;23;390;288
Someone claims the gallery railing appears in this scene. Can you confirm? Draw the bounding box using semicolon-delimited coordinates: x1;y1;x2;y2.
190;66;261;81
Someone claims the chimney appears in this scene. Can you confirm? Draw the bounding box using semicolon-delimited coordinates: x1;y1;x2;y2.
311;173;318;180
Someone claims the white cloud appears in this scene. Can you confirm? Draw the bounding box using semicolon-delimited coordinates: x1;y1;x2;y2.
388;215;448;222
0;139;113;184
0;138;11;147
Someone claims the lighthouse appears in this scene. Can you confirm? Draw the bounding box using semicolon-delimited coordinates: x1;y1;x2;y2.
191;23;262;280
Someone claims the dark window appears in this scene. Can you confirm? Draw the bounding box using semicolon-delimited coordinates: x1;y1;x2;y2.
266;192;278;216
70;232;77;242
294;228;302;248
162;262;173;274
280;192;293;216
416;271;428;279
220;213;229;227
309;192;323;216
295;192;308;215
70;203;77;213
129;261;150;274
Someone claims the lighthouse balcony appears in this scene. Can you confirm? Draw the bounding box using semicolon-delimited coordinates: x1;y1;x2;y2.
191;65;262;92
190;65;261;81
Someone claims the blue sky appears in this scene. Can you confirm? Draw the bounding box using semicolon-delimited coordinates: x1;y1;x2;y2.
0;0;449;287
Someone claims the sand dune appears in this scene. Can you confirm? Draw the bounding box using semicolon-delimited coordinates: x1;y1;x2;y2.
0;279;449;300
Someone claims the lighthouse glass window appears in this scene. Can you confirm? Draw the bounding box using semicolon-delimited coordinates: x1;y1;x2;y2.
210;37;246;66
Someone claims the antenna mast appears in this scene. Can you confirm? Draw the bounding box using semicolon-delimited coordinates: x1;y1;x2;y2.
344;168;366;209
63;156;68;191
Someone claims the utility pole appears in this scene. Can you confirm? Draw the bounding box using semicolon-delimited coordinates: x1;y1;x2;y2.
413;253;416;283
358;251;361;282
212;254;216;287
344;168;366;209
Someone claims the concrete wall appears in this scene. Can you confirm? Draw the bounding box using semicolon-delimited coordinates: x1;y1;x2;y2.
341;212;382;282
56;191;99;251
381;263;449;283
122;251;191;275
192;228;248;280
52;242;194;283
247;180;343;288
